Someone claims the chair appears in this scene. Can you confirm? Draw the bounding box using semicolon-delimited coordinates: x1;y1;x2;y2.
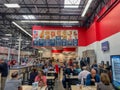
47;79;54;90
67;78;80;90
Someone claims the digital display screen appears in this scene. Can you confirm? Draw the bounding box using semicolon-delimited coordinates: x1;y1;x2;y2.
111;55;120;90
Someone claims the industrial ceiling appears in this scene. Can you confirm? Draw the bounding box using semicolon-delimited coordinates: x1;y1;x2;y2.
0;0;110;51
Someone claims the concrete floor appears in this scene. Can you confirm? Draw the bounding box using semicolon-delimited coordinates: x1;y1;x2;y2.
53;70;65;90
54;80;65;90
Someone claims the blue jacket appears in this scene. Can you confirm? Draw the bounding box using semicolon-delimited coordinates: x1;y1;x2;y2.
64;68;77;75
29;71;38;84
86;74;100;86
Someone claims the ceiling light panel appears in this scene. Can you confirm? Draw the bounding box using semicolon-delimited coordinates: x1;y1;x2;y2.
12;21;32;37
2;38;9;40
5;34;12;36
64;0;81;8
23;15;35;19
4;4;20;8
21;20;79;24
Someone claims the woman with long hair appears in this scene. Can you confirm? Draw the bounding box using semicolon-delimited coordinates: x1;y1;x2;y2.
35;70;47;87
97;73;112;90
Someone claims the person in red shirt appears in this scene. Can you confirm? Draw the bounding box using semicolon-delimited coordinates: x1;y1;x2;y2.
54;63;59;80
10;60;17;67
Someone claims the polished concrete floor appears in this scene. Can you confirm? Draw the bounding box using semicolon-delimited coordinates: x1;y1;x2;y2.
53;70;65;90
54;80;64;90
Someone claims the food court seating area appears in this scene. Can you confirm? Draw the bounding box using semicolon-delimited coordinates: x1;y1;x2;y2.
1;58;115;90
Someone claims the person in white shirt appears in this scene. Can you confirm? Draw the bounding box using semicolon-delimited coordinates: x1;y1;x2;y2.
43;65;48;74
78;66;90;84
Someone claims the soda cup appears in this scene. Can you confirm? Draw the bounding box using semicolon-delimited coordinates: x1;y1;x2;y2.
70;73;73;78
32;82;38;90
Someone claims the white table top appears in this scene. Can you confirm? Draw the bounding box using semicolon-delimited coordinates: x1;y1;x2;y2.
71;85;96;90
47;71;55;73
46;76;55;80
66;76;78;79
22;85;47;90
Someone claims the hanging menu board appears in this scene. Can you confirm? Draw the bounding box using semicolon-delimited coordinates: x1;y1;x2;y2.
111;55;120;90
32;30;78;47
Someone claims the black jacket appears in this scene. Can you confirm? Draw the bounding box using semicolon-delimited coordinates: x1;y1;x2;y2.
0;62;8;77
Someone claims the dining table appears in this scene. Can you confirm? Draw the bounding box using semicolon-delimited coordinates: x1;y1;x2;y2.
71;85;96;90
22;85;47;90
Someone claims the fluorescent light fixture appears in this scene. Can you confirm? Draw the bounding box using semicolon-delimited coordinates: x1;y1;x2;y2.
64;0;81;8
12;21;32;37
17;39;23;41
81;0;93;17
26;41;30;43
4;3;20;8
8;42;12;44
5;34;12;36
23;15;35;19
2;38;9;40
25;43;29;44
38;51;43;53
21;20;79;24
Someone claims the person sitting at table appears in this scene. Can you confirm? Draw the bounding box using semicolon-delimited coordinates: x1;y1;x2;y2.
63;65;76;76
35;70;47;87
78;66;90;85
86;68;100;86
62;65;76;89
97;73;112;90
73;63;81;75
69;59;73;66
4;71;22;90
48;62;53;70
29;68;38;85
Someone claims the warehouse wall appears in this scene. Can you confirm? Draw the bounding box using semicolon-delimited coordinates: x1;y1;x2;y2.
78;2;120;64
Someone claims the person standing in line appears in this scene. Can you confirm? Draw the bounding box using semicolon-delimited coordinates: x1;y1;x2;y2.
0;59;8;90
80;58;86;70
54;63;59;80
